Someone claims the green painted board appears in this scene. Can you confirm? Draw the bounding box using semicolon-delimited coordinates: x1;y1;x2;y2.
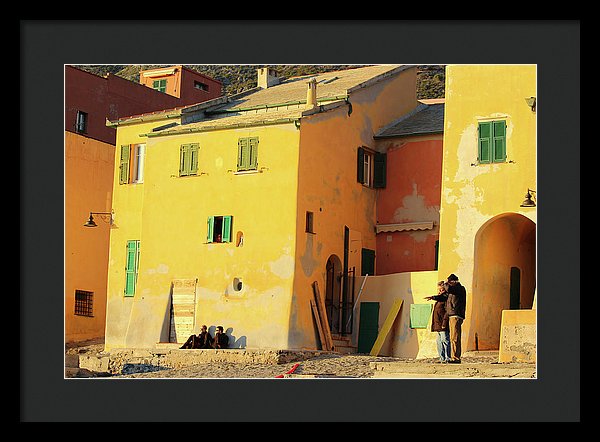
410;303;432;329
357;302;379;354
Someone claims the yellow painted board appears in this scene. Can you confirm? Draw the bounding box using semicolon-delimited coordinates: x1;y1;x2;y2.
369;299;404;356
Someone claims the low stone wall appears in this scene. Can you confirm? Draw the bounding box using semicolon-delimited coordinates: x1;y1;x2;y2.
498;309;536;363
77;348;326;376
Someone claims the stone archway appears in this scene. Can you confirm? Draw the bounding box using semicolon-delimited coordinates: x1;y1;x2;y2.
467;213;536;351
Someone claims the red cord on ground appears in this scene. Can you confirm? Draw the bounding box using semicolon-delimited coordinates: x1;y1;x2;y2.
275;363;300;378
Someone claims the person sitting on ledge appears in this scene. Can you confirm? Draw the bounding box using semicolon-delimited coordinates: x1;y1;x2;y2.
212;325;229;349
180;325;213;349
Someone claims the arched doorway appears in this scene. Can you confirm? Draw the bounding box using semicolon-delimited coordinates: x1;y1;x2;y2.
468;213;536;351
325;255;343;335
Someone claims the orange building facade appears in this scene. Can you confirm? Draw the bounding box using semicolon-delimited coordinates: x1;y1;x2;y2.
65;66;222;345
138;65;223;104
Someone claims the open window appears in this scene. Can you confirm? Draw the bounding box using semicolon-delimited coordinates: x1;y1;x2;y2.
357;146;386;188
207;216;233;243
119;144;146;184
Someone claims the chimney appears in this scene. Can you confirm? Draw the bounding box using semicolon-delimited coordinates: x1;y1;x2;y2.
306;78;317;109
257;67;280;89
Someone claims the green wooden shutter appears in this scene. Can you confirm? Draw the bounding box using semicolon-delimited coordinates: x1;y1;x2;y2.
237;138;249;171
357;147;365;183
373;152;387;188
190;143;199;175
125;240;139;297
249;137;258;170
361;248;376;276
492;120;506;162
179;144;188;176
478;122;491;163
207;216;215;243
119;145;130;184
222;216;232;242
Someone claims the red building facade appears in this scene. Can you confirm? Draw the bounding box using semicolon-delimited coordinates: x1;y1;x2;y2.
373;100;445;275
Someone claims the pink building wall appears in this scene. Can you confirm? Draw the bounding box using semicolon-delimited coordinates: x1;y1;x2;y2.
375;135;443;274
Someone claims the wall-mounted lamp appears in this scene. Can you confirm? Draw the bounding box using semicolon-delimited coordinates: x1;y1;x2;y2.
84;211;114;227
525;97;536;112
520;189;536;207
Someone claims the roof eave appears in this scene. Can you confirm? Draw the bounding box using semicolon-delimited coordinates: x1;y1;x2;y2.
374;129;444;139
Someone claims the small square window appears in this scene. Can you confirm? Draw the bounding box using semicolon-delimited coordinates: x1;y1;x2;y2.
74;290;94;317
194;81;209;91
153;79;167;93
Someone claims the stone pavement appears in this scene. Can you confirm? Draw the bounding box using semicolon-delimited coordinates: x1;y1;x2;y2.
65;342;536;379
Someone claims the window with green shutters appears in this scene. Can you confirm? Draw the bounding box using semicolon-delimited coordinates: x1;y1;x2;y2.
179;143;199;176
478;120;506;163
124;240;140;297
357;147;386;188
237;137;259;172
207;216;233;243
119;144;146;184
152;79;167;93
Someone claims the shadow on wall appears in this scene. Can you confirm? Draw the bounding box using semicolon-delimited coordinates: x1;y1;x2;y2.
158;296;247;348
208;326;246;349
353;272;439;359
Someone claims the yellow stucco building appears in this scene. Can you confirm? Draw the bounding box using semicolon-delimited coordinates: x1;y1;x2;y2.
351;64;537;362
437;64;537;358
104;65;421;351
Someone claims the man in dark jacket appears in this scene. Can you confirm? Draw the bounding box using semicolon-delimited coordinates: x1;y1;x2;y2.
446;273;466;363
212;326;229;349
180;324;213;349
196;325;214;349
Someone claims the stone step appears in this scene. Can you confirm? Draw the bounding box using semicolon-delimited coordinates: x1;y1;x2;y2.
331;335;357;354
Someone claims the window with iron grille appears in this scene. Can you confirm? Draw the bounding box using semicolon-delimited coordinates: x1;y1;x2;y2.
74;290;94;317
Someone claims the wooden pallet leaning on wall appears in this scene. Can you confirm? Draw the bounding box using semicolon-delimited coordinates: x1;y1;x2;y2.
169;278;197;344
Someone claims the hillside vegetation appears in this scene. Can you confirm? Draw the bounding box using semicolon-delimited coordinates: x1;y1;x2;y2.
77;64;445;99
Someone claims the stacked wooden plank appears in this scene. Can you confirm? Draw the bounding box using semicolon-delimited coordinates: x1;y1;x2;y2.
311;281;334;351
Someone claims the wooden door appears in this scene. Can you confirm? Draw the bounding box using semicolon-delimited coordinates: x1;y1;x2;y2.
357;302;379;354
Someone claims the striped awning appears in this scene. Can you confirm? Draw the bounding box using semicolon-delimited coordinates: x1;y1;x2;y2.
375;221;434;233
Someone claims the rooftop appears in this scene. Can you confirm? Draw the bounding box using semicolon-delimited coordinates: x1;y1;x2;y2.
127;64;415;136
374;101;444;138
